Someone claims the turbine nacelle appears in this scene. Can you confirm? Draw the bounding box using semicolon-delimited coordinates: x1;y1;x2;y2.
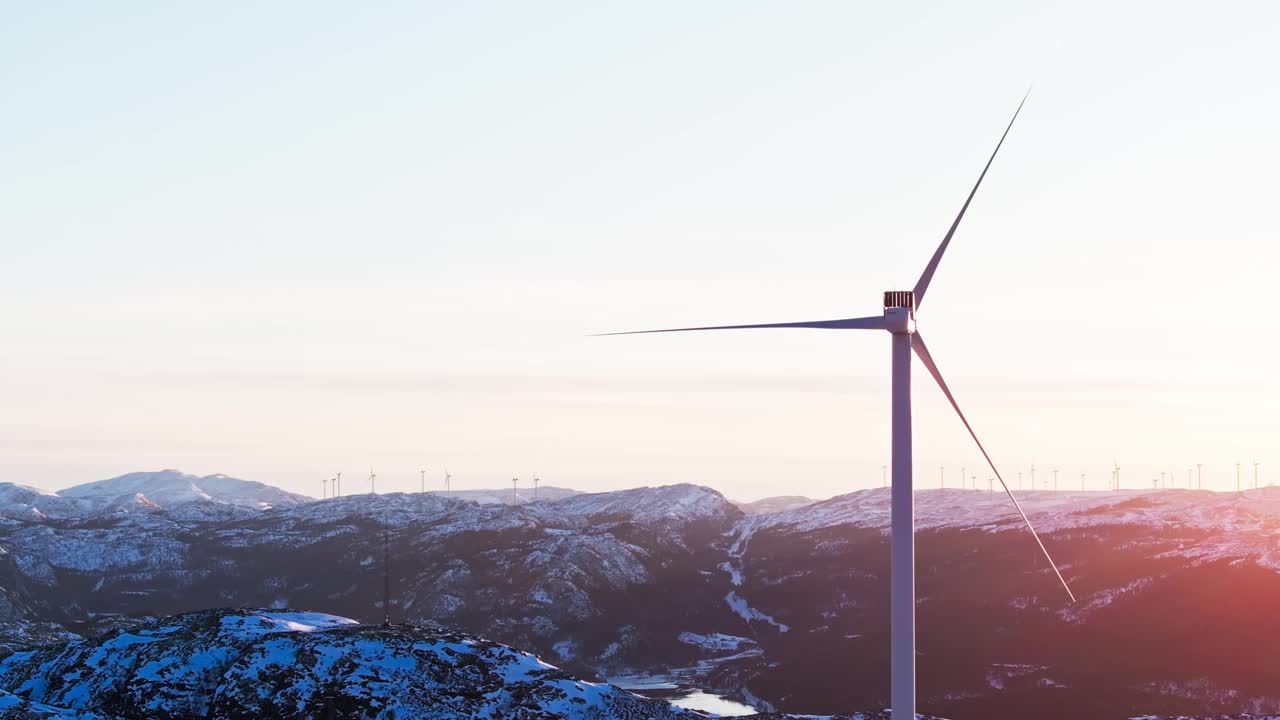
882;290;916;335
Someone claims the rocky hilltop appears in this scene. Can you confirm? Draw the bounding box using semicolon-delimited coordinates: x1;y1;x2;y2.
0;608;699;720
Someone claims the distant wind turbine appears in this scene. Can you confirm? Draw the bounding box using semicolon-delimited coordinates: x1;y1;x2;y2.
369;468;376;495
335;472;342;497
511;477;519;504
420;469;426;494
1113;460;1120;492
443;468;452;496
1196;463;1203;490
596;92;1073;720
533;475;541;500
1254;460;1261;489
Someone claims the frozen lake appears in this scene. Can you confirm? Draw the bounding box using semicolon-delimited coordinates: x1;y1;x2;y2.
611;675;757;717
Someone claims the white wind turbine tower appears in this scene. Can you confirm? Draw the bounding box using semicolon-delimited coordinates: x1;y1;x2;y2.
443;468;452;496
335;472;342;497
1113;460;1120;491
420;469;426;494
511;477;519;504
1254;459;1261;489
369;468;376;495
597;93;1075;720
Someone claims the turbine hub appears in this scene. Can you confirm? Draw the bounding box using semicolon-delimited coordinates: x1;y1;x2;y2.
883;290;915;334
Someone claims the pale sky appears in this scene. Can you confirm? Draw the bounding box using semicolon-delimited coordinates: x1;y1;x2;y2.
2;2;1277;501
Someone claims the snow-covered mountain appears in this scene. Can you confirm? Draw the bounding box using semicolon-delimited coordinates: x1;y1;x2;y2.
0;608;701;719
58;470;311;511
732;496;817;514
427;486;583;505
1;483;1278;719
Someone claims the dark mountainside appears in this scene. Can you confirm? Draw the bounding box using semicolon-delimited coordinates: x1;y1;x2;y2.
1;471;1279;719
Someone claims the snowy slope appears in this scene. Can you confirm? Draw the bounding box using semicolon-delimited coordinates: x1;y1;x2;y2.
0;487;87;523
538;484;737;525
428;486;583;505
59;471;311;511
0;609;701;720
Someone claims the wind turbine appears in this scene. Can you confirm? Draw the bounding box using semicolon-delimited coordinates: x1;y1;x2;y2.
1254;459;1261;489
1237;462;1242;492
443;468;452;496
1113;460;1120;492
322;477;328;500
596;93;1074;720
335;472;342;497
512;477;519;504
533;475;541;500
1197;463;1202;490
939;466;945;489
369;468;376;495
420;468;427;494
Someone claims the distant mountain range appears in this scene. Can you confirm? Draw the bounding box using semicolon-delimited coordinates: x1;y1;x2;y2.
1;469;1278;719
0;470;309;523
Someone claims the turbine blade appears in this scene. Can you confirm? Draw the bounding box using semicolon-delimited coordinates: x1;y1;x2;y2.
911;332;1076;603
592;315;886;336
913;90;1030;308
